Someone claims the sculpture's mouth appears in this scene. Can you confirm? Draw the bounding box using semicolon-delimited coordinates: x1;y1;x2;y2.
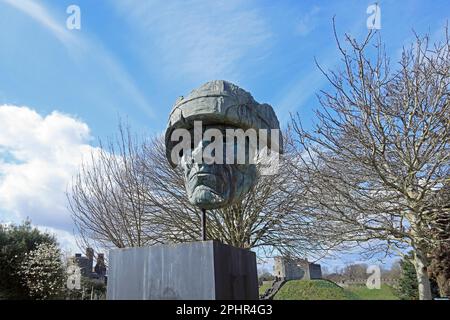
189;171;206;179
184;164;234;209
186;167;230;207
189;184;228;209
189;171;218;181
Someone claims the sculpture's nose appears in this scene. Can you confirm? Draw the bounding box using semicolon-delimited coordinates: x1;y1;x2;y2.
191;141;203;160
191;138;222;165
187;162;219;185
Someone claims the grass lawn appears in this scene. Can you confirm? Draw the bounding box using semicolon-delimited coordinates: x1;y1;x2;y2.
273;280;358;300
345;284;399;300
271;280;399;300
259;282;272;295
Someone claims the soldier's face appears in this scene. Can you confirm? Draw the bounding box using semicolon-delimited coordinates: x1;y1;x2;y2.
180;125;257;209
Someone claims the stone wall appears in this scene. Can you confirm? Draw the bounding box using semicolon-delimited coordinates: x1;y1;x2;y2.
309;263;323;279
273;257;322;281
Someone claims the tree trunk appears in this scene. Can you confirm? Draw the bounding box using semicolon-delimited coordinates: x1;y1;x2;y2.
413;248;432;300
436;275;449;298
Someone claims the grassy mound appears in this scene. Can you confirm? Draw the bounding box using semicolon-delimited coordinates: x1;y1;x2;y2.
272;280;399;300
273;280;357;300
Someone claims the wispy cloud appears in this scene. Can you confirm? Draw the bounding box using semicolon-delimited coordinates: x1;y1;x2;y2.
276;66;328;124
275;13;366;123
295;6;321;36
113;0;272;82
2;0;76;46
2;0;155;119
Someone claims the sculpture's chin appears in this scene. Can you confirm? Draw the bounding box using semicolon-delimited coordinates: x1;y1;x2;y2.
189;186;229;210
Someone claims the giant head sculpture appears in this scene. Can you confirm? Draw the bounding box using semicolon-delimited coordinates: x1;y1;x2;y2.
165;80;282;210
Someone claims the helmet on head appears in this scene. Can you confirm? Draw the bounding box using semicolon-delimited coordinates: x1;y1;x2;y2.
165;80;283;167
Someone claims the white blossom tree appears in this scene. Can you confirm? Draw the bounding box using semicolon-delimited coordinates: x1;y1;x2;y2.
17;243;65;299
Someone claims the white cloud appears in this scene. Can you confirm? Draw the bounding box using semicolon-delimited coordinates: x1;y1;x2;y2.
113;0;272;82
0;105;98;245
36;225;79;254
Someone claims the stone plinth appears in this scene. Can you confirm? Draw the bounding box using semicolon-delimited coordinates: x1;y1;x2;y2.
107;240;258;300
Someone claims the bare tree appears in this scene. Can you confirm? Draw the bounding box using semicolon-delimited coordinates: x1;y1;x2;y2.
288;25;449;299
68;125;334;260
68;126;152;250
341;263;368;281
427;184;450;297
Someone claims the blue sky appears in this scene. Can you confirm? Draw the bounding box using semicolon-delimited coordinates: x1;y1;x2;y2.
0;0;448;269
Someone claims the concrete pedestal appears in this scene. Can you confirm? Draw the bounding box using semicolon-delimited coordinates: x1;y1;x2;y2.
106;240;258;300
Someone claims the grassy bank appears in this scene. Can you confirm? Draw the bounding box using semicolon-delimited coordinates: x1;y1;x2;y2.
266;280;399;300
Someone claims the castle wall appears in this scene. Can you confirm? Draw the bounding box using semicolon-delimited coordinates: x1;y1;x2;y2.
273;257;322;281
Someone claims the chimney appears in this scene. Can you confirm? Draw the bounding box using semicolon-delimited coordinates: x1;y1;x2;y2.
95;253;106;277
86;248;94;272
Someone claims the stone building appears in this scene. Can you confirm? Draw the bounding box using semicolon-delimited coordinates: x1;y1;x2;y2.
94;253;106;278
274;257;322;280
71;248;107;280
74;248;94;277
